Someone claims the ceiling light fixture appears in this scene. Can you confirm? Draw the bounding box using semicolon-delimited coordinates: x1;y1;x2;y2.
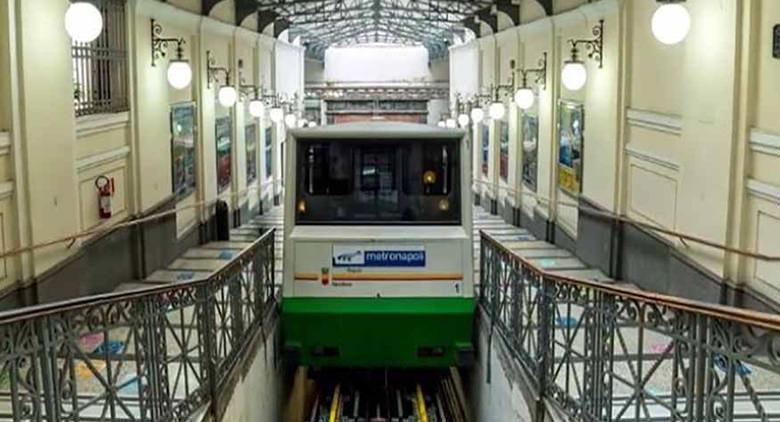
652;1;690;45
206;50;237;108
65;2;103;43
513;53;547;110
562;19;605;91
151;19;192;90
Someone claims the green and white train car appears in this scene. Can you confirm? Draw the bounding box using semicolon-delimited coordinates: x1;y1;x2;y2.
281;121;474;368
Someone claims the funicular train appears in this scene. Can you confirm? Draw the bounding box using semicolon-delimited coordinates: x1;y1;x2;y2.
281;121;474;368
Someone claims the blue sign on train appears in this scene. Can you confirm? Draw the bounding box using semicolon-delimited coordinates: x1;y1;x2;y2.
333;245;426;267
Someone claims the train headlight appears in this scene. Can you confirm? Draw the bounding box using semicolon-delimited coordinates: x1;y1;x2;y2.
297;200;307;214
438;199;450;212
423;170;437;185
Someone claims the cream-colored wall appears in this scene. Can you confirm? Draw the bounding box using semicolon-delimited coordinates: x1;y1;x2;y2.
0;0;303;296
16;0;80;277
741;0;780;299
452;0;780;304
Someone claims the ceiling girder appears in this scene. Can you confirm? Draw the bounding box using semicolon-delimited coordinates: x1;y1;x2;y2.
537;0;554;16
247;0;523;58
202;0;223;16
235;0;259;26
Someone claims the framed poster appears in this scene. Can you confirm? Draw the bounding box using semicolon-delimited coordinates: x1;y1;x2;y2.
521;113;539;192
557;101;584;195
499;121;509;181
170;102;197;199
265;126;273;179
481;123;489;176
215;116;232;193
245;123;258;184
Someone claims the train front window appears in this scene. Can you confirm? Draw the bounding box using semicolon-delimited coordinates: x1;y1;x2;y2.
297;139;460;224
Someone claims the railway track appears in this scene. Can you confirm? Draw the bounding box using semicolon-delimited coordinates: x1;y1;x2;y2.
306;369;469;422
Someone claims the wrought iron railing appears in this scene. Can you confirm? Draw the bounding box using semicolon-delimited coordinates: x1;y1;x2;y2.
0;229;277;422
479;231;780;422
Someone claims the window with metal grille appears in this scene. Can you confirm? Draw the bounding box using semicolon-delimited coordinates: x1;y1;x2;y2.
71;0;128;117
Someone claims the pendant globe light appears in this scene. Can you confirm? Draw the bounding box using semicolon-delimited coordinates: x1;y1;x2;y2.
652;1;690;45
65;2;103;43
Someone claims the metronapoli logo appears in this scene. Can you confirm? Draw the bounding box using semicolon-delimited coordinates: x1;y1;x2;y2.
332;245;426;267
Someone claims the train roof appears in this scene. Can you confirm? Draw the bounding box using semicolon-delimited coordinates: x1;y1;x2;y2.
288;121;466;140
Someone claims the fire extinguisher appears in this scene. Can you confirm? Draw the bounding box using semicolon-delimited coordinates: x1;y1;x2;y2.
95;175;114;219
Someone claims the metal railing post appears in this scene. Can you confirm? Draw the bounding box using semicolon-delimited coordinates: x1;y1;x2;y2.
534;275;554;422
36;317;60;422
197;284;220;419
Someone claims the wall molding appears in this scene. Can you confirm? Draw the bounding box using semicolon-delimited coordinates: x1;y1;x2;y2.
625;145;681;172
0;132;10;156
750;128;780;157
747;179;780;205
75;112;130;138
0;182;14;201
76;146;131;173
626;108;682;136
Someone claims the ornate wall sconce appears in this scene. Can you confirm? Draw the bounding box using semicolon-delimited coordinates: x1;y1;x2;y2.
561;19;604;91
206;50;236;107
512;53;547;110
151;19;192;90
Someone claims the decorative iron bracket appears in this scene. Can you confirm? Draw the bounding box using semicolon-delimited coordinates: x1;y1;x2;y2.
567;19;605;69
206;50;232;89
514;52;548;90
151;19;187;67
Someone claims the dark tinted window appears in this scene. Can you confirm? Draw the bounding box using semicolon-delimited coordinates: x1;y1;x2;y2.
296;139;460;225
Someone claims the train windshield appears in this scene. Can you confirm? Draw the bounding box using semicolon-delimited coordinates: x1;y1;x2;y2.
296;139;461;225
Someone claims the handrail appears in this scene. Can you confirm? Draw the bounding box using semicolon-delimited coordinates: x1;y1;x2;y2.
480;231;780;331
0;228;276;324
0;227;278;422
473;179;780;261
479;231;780;422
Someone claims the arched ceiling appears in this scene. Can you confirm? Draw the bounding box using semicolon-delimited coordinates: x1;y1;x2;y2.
208;0;561;59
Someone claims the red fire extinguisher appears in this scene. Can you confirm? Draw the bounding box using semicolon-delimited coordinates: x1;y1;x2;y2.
95;175;114;219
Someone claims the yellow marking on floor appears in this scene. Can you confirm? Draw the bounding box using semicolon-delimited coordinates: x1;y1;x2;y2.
416;384;428;422
328;384;341;422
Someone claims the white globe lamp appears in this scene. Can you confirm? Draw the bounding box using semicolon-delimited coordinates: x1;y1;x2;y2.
307;121;318;128
269;107;284;123
65;2;103;43
652;3;691;45
561;60;588;91
470;107;485;124
248;99;264;118
488;102;505;120
514;87;535;110
217;86;237;107
167;60;192;90
457;113;470;128
284;113;297;128
437;120;446;128
445;118;457;129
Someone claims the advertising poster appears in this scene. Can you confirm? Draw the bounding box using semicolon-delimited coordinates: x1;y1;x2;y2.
522;113;539;191
499;121;509;181
170;102;197;199
557;101;584;195
245;124;258;184
215;116;232;193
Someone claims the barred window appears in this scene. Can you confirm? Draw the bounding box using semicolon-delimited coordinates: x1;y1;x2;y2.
72;0;129;117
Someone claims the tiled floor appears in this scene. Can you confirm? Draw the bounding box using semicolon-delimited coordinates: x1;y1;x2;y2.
115;207;285;293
